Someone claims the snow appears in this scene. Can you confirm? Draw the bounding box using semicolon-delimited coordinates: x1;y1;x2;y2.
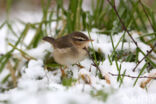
0;26;7;54
0;11;156;104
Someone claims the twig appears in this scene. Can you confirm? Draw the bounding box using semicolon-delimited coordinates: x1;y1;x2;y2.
138;0;156;32
109;72;156;79
133;44;156;72
106;0;156;72
138;0;156;53
84;48;105;79
106;0;138;47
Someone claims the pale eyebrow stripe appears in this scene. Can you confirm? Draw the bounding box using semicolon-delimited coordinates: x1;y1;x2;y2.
73;36;86;40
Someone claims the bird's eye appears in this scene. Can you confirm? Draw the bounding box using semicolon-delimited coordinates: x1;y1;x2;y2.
77;39;84;41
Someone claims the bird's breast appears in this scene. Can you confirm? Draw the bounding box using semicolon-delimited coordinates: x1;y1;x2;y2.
53;47;88;66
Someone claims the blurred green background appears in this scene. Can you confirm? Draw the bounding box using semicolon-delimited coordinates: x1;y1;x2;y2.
0;0;156;12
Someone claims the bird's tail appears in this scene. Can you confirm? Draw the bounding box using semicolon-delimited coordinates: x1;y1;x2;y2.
43;36;55;45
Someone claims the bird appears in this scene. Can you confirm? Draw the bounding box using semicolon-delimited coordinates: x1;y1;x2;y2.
43;32;93;67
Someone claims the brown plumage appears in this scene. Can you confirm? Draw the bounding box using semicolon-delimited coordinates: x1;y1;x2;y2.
43;32;93;66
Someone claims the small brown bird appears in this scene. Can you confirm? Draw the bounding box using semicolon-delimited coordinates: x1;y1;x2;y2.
43;32;93;66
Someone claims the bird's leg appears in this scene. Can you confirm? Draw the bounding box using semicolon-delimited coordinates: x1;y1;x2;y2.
60;66;67;77
75;63;84;69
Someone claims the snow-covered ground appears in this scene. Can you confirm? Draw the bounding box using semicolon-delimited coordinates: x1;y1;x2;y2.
0;11;156;104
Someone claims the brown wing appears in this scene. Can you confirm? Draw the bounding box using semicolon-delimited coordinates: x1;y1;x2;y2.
55;35;73;49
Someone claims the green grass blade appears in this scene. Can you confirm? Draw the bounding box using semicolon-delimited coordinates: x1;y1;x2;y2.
133;63;147;86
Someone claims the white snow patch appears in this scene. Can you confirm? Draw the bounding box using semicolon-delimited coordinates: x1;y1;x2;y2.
0;12;156;104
